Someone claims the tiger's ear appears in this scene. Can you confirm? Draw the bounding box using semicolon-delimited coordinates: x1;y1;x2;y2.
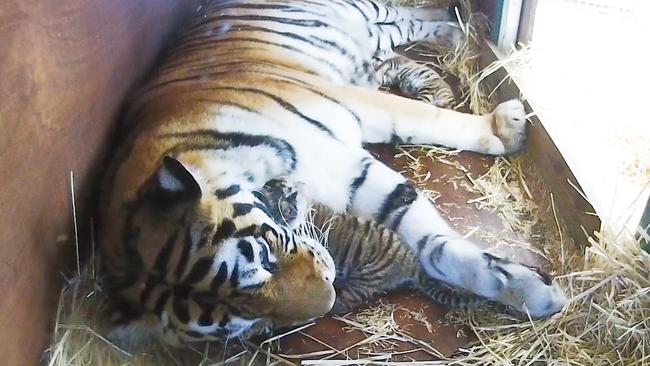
148;156;202;207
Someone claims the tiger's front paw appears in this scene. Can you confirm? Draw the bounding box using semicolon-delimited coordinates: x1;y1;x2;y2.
492;99;527;154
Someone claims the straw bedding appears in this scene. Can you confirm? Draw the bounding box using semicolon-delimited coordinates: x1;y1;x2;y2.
45;0;650;365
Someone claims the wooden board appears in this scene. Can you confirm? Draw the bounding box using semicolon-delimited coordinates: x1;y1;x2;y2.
479;43;601;246
0;1;199;364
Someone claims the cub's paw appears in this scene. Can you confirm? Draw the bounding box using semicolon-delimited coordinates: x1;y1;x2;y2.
492;99;527;154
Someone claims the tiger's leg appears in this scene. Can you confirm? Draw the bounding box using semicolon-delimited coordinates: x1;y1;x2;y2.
338;153;566;317
321;82;526;154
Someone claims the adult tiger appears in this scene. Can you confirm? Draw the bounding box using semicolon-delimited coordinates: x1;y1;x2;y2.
99;0;567;345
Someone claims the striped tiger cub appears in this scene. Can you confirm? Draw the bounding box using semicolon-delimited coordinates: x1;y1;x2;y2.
372;51;456;108
319;212;487;314
260;178;486;314
99;0;567;346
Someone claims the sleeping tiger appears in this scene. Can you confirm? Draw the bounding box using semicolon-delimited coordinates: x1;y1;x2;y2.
99;0;567;345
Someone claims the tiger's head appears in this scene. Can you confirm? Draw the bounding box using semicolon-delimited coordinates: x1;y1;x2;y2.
102;156;335;345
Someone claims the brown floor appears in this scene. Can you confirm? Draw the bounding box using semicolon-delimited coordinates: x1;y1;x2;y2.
275;146;545;363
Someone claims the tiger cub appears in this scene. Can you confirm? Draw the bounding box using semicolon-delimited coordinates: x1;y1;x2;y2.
260;179;487;314
372;52;456;109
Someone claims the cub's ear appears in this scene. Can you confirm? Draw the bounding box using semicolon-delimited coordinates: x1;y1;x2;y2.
148;156;202;207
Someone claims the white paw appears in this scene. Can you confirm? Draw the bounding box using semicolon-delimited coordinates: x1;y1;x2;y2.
492;99;527;154
483;253;567;318
432;23;464;48
419;237;566;318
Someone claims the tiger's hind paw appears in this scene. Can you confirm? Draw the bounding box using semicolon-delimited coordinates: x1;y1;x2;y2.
419;237;566;318
481;253;567;318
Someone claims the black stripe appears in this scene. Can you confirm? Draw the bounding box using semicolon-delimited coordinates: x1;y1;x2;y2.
198;312;213;327
239;282;265;290
253;201;273;217
348;159;372;208
232;203;255;217
147;65;361;129
416;234;431;253
273;79;362;127
175;227;195;280
153;289;171;317
237;240;255;262
142;67;357;130
172;286;191;323
141;231;178;303
211;261;229;292
349;0;370;21
358;256;395;278
214;184;241;199
219;313;231;327
139;275;158;305
310;34;354;57
202;14;362;48
192;291;216;309
118;207;145;287
212;218;236;244
234;224;258;238
252;190;270;206
370;1;380;19
376;183;418;224
215;87;336;138
190;23;346;56
428;240;447;275
258;239;278;272
184;257;214;284
230;261;240;288
159;130;297;171
350;229;366;267
213;2;327;17
171;37;347;80
196;224;214;249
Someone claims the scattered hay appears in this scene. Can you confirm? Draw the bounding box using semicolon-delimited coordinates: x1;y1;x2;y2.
47;1;650;365
409;2;493;114
45;264;305;366
394;144;650;365
463;157;538;238
447;225;650;365
46;266;176;366
321;302;446;362
395;145;461;203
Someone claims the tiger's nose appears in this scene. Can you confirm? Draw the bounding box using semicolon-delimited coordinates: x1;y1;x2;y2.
263;249;336;326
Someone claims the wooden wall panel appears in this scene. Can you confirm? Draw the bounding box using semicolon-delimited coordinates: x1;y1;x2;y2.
479;44;601;245
0;0;198;364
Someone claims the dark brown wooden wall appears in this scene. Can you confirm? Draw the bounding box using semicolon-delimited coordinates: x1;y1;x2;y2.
0;0;199;364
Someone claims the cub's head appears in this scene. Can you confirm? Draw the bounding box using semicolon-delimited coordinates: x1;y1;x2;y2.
103;156;335;344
